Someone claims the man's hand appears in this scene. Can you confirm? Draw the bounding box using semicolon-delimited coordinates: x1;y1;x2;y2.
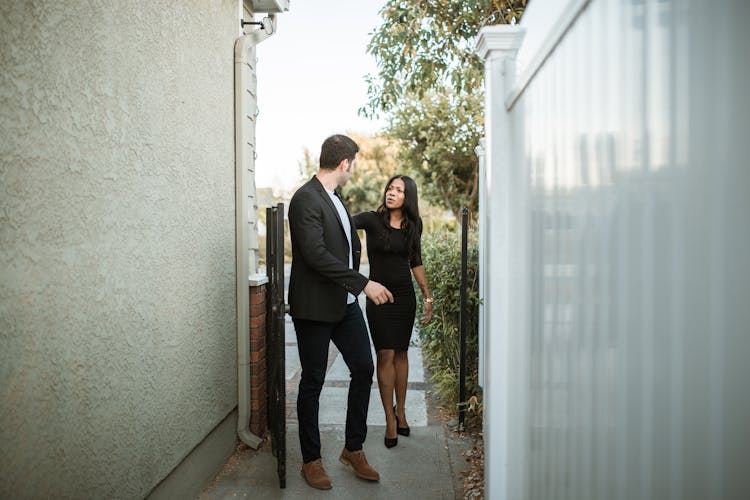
364;280;394;305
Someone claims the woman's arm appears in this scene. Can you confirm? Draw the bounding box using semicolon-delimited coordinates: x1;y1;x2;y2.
351;211;374;230
411;265;432;324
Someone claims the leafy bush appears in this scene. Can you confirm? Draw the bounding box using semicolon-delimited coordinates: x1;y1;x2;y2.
416;224;482;424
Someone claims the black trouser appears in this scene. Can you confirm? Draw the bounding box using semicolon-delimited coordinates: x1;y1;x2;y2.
293;303;374;463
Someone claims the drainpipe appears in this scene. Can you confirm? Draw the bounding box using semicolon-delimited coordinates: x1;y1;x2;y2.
235;14;277;450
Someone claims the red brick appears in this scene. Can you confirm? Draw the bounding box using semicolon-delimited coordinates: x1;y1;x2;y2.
249;325;264;342
250;302;265;317
250;315;265;329
250;363;266;380
250;411;267;435
250;362;266;380
249;337;263;352
249;285;266;304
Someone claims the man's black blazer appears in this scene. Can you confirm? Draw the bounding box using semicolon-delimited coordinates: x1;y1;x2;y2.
287;176;369;322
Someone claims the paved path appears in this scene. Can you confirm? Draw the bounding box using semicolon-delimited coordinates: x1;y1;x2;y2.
284;292;429;428
200;266;472;499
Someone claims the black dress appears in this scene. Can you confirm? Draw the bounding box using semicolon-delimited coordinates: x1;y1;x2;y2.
352;211;423;351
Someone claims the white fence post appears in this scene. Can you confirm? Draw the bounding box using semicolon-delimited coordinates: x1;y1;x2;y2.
476;25;525;500
475;140;486;389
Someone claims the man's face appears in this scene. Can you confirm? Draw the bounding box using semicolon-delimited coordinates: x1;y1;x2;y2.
339;155;357;186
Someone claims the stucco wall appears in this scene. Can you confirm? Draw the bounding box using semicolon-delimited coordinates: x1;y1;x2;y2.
0;1;241;498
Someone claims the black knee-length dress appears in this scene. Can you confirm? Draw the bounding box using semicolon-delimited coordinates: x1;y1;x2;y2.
352;211;422;351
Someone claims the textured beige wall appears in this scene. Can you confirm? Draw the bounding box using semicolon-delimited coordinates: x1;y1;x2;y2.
0;1;241;498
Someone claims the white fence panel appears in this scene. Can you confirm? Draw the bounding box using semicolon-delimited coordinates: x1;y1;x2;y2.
478;0;750;499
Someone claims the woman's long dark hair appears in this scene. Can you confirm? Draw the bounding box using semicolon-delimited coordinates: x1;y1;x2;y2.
377;175;421;254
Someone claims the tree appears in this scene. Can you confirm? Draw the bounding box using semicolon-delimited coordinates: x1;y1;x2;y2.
387;85;483;217
364;0;526;217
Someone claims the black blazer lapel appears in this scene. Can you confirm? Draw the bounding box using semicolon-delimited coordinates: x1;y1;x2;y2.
309;176;361;269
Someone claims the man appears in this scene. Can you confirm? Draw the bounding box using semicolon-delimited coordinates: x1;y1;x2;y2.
288;134;394;490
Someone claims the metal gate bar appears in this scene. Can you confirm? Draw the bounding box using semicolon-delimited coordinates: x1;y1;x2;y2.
458;207;469;431
265;203;286;488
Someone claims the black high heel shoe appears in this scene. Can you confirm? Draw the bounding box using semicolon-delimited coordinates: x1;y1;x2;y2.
384;435;398;448
394;405;411;437
385;406;399;447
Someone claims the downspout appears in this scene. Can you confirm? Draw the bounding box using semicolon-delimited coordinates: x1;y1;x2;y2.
235;14;277;449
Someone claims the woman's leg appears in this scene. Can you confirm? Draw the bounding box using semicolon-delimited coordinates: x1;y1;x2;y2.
394;350;409;427
376;349;397;438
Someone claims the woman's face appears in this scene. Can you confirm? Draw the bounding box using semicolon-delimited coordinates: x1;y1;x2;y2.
385;178;406;210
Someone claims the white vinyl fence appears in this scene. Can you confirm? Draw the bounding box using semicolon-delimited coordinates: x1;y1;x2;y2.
476;1;750;499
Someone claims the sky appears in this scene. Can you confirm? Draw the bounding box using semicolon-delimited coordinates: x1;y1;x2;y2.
254;1;387;191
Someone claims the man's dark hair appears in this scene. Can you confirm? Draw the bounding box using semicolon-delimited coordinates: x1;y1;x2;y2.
319;134;359;170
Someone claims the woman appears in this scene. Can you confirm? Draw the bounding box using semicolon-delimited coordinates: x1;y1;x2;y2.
353;175;432;448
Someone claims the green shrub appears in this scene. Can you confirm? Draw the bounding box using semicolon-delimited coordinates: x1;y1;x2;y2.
416;224;481;424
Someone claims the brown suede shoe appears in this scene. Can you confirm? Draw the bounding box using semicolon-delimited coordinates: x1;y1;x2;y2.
301;459;332;490
339;448;380;481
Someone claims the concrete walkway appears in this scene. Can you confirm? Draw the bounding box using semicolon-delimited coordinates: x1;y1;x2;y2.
200;266;473;499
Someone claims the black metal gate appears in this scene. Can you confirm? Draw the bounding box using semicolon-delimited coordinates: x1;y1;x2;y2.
266;203;286;488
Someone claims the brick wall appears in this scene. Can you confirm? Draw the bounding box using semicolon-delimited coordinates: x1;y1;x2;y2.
248;284;267;435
